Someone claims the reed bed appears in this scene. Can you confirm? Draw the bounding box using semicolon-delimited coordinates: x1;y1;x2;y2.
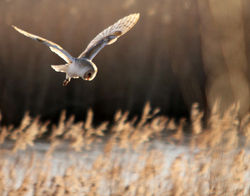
0;102;249;195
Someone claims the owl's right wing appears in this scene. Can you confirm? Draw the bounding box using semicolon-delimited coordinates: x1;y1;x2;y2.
12;26;74;63
79;13;140;60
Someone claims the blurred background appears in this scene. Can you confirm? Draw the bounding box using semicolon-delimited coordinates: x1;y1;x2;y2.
0;0;249;125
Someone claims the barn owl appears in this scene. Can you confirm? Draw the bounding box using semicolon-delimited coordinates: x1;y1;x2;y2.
13;13;140;86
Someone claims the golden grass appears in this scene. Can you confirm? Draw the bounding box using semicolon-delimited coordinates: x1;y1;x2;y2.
0;102;249;195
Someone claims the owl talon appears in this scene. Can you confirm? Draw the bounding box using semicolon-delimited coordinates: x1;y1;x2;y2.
63;79;70;86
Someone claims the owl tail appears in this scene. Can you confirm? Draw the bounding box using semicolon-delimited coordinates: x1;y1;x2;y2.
51;64;69;73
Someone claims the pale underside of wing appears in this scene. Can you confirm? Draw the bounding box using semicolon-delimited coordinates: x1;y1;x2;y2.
12;26;73;63
79;13;140;60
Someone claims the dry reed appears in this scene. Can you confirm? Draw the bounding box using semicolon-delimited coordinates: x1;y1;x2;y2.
0;102;249;195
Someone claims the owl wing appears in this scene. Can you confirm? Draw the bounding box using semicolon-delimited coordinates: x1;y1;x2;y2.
79;13;140;60
12;25;74;63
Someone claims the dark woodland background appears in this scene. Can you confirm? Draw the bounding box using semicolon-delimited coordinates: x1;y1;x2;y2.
0;0;249;125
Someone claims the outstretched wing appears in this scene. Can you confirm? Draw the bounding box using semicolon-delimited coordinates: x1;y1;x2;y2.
12;26;74;63
79;13;140;60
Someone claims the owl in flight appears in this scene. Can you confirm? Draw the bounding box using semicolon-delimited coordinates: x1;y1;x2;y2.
13;13;140;86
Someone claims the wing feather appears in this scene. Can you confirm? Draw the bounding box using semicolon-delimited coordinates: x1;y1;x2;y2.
12;25;73;63
79;13;140;60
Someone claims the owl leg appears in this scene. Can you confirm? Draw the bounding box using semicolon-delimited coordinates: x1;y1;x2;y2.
63;75;71;86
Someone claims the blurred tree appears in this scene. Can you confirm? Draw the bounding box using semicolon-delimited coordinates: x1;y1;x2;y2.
0;0;249;125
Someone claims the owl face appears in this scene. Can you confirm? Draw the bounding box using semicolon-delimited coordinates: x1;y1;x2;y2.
81;61;97;81
83;69;96;81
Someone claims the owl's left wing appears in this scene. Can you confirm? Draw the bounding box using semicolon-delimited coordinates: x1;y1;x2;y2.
79;13;140;60
12;26;74;63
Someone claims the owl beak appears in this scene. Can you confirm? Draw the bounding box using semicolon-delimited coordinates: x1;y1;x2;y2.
84;74;92;81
